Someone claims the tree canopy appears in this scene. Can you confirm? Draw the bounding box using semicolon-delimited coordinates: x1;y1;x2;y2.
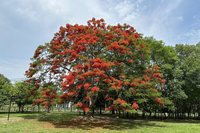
0;73;12;107
25;18;168;114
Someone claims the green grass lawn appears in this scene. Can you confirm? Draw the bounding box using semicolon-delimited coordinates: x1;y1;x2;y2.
0;112;200;133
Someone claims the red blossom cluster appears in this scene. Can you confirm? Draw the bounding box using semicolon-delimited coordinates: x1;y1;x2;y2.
132;102;139;110
32;88;56;108
75;102;89;112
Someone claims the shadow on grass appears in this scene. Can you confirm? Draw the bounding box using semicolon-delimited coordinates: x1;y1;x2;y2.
37;112;78;124
19;113;39;119
161;119;200;124
32;112;166;130
0;112;39;119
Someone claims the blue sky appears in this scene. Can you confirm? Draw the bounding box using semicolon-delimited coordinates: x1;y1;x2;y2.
0;0;200;81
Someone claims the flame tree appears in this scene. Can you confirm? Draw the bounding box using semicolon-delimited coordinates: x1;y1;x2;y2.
26;18;169;115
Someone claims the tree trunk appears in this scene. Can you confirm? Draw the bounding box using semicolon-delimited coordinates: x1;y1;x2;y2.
88;95;98;117
52;105;54;112
83;111;86;116
198;112;200;119
18;105;21;112
188;112;190;119
142;111;145;118
112;110;115;115
38;104;40;112
22;105;24;113
168;112;171;119
47;105;51;113
164;112;166;119
70;103;73;112
118;110;121;118
126;112;129;118
149;112;152;118
92;108;95;117
99;106;102;115
154;110;157;119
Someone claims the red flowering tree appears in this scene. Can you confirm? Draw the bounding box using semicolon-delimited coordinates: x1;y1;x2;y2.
26;18;168;115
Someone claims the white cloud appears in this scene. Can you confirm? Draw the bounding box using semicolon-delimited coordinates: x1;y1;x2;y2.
184;29;200;44
16;7;38;22
1;0;198;81
12;0;147;26
38;0;70;15
177;16;183;21
147;0;182;40
0;59;29;82
114;0;135;17
177;15;200;45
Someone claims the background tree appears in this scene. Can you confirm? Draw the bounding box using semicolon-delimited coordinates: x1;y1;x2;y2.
175;43;200;118
0;73;12;108
13;81;33;112
143;37;186;118
142;37;200;119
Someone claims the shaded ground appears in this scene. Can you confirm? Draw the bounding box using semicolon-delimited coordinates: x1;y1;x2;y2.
43;115;163;130
0;112;159;131
1;112;200;133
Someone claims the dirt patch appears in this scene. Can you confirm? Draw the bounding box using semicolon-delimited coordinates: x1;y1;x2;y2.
56;120;112;128
53;115;120;129
40;121;55;128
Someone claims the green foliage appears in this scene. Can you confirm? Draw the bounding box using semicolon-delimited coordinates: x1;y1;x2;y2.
0;73;11;107
143;39;200;114
174;44;200;113
13;81;34;112
143;37;177;108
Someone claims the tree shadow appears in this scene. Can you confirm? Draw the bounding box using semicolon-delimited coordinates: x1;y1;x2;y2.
161;119;200;124
19;113;39;119
8;112;200;130
34;113;166;131
37;112;78;124
10;112;40;119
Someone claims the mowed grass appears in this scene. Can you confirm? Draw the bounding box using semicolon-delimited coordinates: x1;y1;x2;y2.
0;112;200;133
